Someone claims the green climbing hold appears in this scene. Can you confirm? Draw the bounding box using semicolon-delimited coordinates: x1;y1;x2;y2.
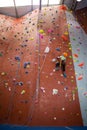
0;53;3;57
69;56;72;58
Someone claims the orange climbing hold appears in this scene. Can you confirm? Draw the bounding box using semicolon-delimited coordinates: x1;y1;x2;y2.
63;52;68;57
59;5;67;10
61;35;68;41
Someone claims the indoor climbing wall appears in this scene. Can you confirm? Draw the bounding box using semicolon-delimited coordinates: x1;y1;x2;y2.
28;6;83;126
0;9;39;125
0;5;83;126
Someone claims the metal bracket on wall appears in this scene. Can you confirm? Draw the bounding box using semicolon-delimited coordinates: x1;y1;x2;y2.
47;0;49;6
31;0;33;11
62;0;65;4
39;0;42;10
13;0;19;18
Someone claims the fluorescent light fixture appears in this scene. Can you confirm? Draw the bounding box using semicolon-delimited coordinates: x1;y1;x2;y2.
42;0;48;5
49;0;61;5
32;0;39;5
0;0;61;7
0;0;14;7
15;0;31;6
0;0;40;7
77;0;82;2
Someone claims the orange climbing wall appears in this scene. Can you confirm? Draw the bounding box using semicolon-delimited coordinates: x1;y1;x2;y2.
29;6;83;126
0;6;83;126
0;9;39;125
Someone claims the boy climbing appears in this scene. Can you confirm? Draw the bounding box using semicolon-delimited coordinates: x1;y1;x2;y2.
60;52;67;77
55;56;60;71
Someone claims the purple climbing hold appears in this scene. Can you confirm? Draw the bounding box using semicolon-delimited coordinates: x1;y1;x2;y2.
15;56;20;61
24;62;30;68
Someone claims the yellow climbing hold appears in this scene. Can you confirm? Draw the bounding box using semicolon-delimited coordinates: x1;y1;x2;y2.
39;29;44;34
68;24;70;28
29;37;34;40
21;90;25;95
39;20;44;23
64;32;68;35
1;72;6;76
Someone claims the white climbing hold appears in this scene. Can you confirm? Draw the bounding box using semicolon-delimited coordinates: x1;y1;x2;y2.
52;58;56;62
44;46;50;53
52;89;58;95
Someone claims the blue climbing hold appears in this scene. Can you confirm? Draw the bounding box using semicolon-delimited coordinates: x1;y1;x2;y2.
56;48;60;51
63;73;67;78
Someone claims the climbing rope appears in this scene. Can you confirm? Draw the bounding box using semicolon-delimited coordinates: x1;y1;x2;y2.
24;9;42;125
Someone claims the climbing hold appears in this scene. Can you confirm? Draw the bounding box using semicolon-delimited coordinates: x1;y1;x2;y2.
64;32;68;35
63;52;68;57
21;90;25;95
25;71;28;74
40;87;45;93
5;83;8;86
71;80;74;82
57;81;60;84
15;56;20;61
52;58;56;62
0;53;3;56
69;55;72;58
19;82;23;86
69;48;72;50
78;62;84;67
48;29;53;33
61;35;68;41
78;75;83;80
56;48;60;51
72;93;75;101
76;26;80;29
73;54;78;58
52;89;58;95
44;46;50;53
83;92;87;96
13;78;16;82
8;87;11;91
26;65;30;68
24;62;30;68
60;5;67;10
53;37;56;40
1;72;6;76
39;34;43;39
63;73;67;78
39;29;44;34
77;48;80;51
53;117;57;120
62;107;65;111
29;37;34;40
50;73;53;76
64;87;68;91
69;62;72;65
